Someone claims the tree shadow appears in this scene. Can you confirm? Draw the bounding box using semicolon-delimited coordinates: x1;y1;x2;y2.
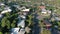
31;13;41;34
51;28;59;34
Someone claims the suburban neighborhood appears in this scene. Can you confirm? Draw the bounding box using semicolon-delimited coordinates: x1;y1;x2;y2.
0;0;60;34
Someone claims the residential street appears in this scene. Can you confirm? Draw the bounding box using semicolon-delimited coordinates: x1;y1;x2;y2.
51;28;59;34
32;12;41;34
31;11;59;34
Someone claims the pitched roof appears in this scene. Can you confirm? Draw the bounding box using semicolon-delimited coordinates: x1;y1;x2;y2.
21;9;30;12
0;14;3;18
25;27;31;33
0;3;5;6
17;20;25;28
18;28;25;34
43;20;52;26
55;17;60;21
11;28;20;34
1;9;12;14
39;6;46;9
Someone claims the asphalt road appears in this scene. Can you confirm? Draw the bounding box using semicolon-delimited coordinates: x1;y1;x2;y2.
32;13;41;34
50;28;59;34
31;10;59;34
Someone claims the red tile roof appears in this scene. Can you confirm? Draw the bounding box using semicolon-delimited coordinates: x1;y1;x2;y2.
39;6;46;9
43;20;52;26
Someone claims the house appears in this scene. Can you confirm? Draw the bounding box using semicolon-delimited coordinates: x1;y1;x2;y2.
41;8;46;11
20;15;26;19
20;8;30;16
25;27;31;33
0;14;3;18
39;5;46;9
18;28;25;34
13;5;21;10
43;20;52;29
41;9;51;14
47;10;51;14
11;28;20;34
55;17;60;21
39;5;51;14
21;9;30;12
11;28;25;34
23;12;27;16
54;25;58;28
13;5;26;10
53;14;60;21
1;7;12;14
11;15;25;34
41;2;45;5
17;15;25;28
58;31;60;34
41;9;47;14
13;5;30;15
1;9;11;14
39;6;47;14
13;5;30;12
20;8;30;15
0;3;5;6
17;20;25;28
20;6;26;10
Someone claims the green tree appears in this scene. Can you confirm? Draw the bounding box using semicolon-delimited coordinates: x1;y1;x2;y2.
6;20;10;29
57;22;60;26
0;32;3;34
42;29;51;34
1;17;7;27
5;32;9;34
11;20;16;28
26;15;33;26
57;22;60;30
5;13;11;18
39;20;44;34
